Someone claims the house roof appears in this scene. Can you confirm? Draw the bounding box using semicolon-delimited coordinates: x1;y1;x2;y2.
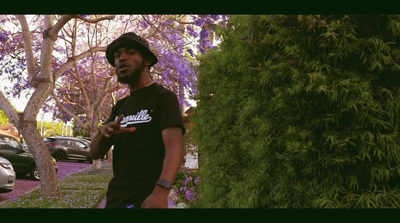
0;129;19;140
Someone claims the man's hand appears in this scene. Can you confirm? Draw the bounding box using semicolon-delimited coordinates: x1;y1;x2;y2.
141;186;169;208
100;115;136;138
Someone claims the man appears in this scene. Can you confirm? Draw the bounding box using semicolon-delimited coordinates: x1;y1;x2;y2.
90;32;185;208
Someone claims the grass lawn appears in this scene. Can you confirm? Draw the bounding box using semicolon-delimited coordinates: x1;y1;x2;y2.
0;161;113;208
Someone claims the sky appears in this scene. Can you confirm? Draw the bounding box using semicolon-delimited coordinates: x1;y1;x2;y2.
0;76;54;122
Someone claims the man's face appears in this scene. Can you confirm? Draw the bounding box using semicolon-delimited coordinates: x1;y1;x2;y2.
114;47;150;85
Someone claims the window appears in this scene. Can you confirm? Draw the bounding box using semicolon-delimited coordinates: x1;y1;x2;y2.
74;141;87;148
0;136;22;152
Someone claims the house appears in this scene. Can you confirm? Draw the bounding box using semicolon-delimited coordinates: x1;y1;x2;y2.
0;123;20;141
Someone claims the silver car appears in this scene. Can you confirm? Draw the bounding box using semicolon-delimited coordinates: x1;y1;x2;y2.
0;156;15;193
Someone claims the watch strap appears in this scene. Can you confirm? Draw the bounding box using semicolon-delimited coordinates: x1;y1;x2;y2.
155;179;172;190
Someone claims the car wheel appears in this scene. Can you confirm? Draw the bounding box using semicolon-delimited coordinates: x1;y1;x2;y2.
54;151;66;161
30;165;40;181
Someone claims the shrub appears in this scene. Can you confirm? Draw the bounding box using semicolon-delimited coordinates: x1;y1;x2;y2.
193;15;400;208
172;169;200;207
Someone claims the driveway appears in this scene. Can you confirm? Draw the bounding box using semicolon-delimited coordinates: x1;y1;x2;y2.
0;161;91;205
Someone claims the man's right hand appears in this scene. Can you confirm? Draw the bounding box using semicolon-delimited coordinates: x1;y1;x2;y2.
100;115;136;138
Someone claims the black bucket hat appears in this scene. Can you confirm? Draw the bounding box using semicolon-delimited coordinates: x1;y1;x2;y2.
106;32;158;67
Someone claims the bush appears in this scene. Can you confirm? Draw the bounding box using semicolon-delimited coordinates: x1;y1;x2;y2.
172;169;200;208
193;15;400;208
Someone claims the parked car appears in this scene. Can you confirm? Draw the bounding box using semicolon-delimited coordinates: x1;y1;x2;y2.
45;136;92;163
0;133;58;181
0;156;15;193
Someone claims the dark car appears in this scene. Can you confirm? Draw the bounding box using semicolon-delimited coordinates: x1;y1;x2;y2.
0;133;58;181
45;136;92;163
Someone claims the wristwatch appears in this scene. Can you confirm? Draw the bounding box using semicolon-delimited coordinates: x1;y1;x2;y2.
155;179;172;190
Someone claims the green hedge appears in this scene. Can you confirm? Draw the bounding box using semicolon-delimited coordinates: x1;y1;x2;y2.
193;15;400;208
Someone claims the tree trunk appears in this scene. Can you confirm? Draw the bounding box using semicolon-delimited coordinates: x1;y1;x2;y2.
19;120;62;197
90;130;102;169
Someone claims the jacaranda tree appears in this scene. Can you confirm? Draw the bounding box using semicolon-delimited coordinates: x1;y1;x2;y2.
193;15;400;208
0;15;117;197
47;15;229;168
0;14;228;197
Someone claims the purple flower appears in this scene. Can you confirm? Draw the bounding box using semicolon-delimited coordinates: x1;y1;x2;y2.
187;26;197;37
313;18;317;24
194;18;205;27
199;29;209;39
140;20;149;29
210;15;220;20
186;48;194;57
185;190;192;200
180;186;187;191
0;33;7;42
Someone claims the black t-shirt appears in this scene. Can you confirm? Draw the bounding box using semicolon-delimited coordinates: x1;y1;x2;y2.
105;83;185;208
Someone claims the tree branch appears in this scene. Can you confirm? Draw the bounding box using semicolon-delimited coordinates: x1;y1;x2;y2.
24;82;54;121
53;46;106;80
46;15;75;41
15;15;37;86
51;92;87;130
73;62;92;114
0;91;20;127
77;15;115;23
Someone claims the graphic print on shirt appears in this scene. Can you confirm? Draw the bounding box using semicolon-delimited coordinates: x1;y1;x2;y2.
116;109;153;127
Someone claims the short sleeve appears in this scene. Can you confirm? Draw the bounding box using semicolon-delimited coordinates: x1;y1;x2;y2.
106;97;128;124
158;91;186;135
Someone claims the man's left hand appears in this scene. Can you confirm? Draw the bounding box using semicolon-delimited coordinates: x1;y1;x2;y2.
141;186;169;208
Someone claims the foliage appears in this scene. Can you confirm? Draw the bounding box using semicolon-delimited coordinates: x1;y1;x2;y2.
0;162;112;208
72;120;90;137
193;15;400;208
37;121;63;138
172;169;200;207
0;109;9;124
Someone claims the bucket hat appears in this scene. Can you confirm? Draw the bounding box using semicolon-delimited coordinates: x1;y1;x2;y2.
106;32;158;67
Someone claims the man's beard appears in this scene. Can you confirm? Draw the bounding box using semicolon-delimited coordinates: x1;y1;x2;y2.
116;62;145;86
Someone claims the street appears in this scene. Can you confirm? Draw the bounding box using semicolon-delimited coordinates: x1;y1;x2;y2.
0;161;91;205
